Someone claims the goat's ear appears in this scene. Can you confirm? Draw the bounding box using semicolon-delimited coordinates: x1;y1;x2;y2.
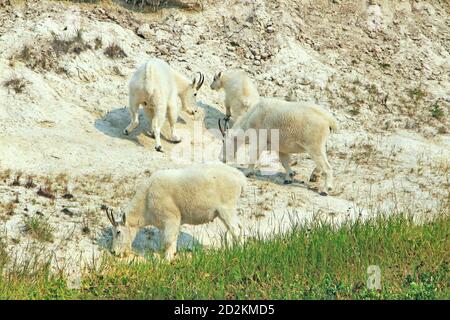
216;71;223;79
121;212;126;225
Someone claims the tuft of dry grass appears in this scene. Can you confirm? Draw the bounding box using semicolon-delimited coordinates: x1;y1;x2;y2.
0;169;12;182
25;176;36;189
94;36;103;50
104;43;127;59
81;217;91;235
10;29;92;73
3;76;29;94
3;200;16;218
349;142;381;166
11;171;22;187
408;87;427;101
51;29;91;56
23;216;54;242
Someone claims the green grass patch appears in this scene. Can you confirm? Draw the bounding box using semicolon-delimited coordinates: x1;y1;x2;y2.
408;87;427;101
430;102;445;120
1;214;448;299
23;216;54;243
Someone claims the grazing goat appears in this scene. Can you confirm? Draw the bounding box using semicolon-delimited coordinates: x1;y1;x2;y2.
220;98;338;195
124;58;205;152
210;69;260;120
104;163;247;261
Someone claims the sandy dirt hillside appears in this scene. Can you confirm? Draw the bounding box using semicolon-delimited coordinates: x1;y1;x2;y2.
0;0;448;274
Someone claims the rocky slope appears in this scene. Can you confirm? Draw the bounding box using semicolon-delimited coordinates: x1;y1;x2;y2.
0;0;448;274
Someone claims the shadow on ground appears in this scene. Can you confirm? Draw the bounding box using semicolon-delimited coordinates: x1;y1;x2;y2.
95;106;189;148
235;166;326;196
97;226;201;258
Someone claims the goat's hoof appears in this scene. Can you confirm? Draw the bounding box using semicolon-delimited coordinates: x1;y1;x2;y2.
309;175;318;182
155;146;164;152
245;171;255;177
171;136;182;144
319;191;328;196
289;171;296;177
283;179;293;185
123;129;129;136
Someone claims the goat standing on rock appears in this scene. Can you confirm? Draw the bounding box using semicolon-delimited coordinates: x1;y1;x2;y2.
103;163;246;261
124;58;204;152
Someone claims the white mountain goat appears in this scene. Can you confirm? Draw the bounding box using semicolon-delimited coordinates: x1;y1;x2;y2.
103;163;247;261
220;98;338;195
124;58;205;152
210;69;260;120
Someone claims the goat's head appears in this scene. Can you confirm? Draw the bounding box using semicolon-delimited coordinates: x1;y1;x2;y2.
102;205;133;257
210;71;223;90
181;72;204;114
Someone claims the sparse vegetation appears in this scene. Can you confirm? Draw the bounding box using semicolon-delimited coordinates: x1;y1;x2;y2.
124;0;198;12
10;29;92;73
23;216;54;242
408;87;427;101
3;76;29;94
104;43;127;59
350;142;381;166
0;237;8;268
94;36;102;50
3;200;16;217
430;102;444;120
11;171;22;186
25;176;36;189
0;170;12;184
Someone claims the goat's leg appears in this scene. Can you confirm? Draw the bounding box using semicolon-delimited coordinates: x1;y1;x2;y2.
123;96;140;135
280;152;295;184
218;208;242;245
143;106;155;138
152;107;166;152
309;166;322;182
167;96;181;143
308;147;333;196
161;219;180;262
224;97;232;118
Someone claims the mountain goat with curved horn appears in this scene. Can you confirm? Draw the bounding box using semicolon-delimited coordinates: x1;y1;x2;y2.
124;58;205;152
220;98;338;196
103;163;247;261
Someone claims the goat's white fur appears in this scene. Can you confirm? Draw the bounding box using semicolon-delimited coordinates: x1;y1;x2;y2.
107;163;247;261
210;69;260;119
124;58;204;152
221;98;338;195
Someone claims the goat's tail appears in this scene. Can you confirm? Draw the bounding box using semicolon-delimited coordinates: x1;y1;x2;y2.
328;116;338;133
144;62;155;94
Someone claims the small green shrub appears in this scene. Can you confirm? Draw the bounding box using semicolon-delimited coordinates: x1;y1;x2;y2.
23;216;54;242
